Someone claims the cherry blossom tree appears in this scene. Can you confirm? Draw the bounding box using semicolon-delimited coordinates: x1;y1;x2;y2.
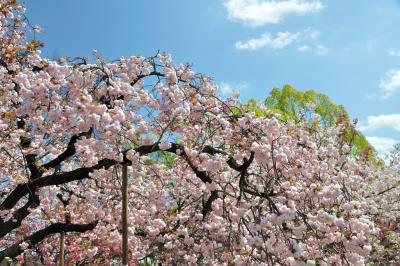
366;144;400;264
0;1;399;265
263;85;377;163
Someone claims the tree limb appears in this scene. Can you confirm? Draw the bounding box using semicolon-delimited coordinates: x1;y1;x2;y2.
0;221;98;260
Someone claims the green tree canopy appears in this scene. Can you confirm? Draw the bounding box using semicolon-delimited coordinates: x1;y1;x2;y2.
245;85;378;163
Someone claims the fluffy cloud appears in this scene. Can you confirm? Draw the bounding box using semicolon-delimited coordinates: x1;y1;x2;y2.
379;69;400;99
298;44;329;55
236;28;321;51
388;49;400;57
315;45;329;55
298;45;310;52
224;0;323;27
236;31;301;50
366;136;398;156
219;82;247;96
359;114;400;132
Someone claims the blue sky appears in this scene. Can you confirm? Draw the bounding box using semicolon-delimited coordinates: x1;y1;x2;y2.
25;0;400;155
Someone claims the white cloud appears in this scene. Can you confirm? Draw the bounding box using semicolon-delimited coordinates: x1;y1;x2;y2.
298;44;329;55
236;31;301;50
366;136;398;156
359;114;400;132
315;45;329;55
298;45;310;52
379;69;400;99
219;82;247;96
236;33;274;50
388;49;400;57
297;44;328;55
224;0;323;27
235;28;325;53
304;28;320;39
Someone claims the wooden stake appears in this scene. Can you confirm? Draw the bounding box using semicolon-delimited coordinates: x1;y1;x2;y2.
122;164;129;265
58;231;65;266
0;257;11;266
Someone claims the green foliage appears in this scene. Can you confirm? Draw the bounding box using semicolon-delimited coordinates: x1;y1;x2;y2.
156;151;177;168
123;136;178;168
138;258;157;266
264;85;347;125
245;99;267;117
122;140;140;150
248;85;378;162
230;106;244;117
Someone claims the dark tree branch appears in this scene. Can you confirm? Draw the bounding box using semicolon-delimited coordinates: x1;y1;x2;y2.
0;142;253;238
0;158;116;210
0;221;98;261
41;129;93;171
0;193;39;238
25;153;40;179
18;119;42;180
238;151;255;200
202;190;218;219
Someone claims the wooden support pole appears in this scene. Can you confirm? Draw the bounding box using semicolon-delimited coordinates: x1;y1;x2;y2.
122;164;129;265
0;257;11;266
23;252;28;266
58;231;65;266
